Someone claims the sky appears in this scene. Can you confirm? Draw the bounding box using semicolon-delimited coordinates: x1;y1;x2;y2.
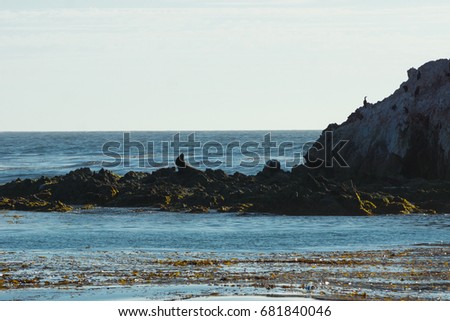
1;0;449;131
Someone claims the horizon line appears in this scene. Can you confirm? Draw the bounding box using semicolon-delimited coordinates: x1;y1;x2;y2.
0;129;323;133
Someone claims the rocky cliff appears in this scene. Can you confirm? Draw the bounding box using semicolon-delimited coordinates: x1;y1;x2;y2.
306;58;450;180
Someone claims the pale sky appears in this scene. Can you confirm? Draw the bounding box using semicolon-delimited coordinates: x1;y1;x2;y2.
1;0;449;131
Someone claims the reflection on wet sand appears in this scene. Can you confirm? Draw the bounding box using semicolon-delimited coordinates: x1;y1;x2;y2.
1;246;448;300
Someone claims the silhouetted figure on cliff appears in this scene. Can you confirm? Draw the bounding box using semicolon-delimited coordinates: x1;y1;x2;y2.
414;86;420;97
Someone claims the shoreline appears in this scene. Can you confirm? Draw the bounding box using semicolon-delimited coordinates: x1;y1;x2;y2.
1;246;448;301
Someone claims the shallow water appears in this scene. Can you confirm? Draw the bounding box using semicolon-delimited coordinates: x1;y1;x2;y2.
1;210;449;253
1;210;449;300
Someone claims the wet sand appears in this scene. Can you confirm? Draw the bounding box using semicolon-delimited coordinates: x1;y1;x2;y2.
0;246;448;300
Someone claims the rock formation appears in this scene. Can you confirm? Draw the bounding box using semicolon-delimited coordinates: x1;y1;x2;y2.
2;166;449;215
306;58;450;181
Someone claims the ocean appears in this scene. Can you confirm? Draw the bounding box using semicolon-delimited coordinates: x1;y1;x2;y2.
0;131;449;300
0;131;319;183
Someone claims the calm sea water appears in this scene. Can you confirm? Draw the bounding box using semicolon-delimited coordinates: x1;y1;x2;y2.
1;209;449;253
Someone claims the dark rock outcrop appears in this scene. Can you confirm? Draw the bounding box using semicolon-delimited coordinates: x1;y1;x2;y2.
1;165;448;215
